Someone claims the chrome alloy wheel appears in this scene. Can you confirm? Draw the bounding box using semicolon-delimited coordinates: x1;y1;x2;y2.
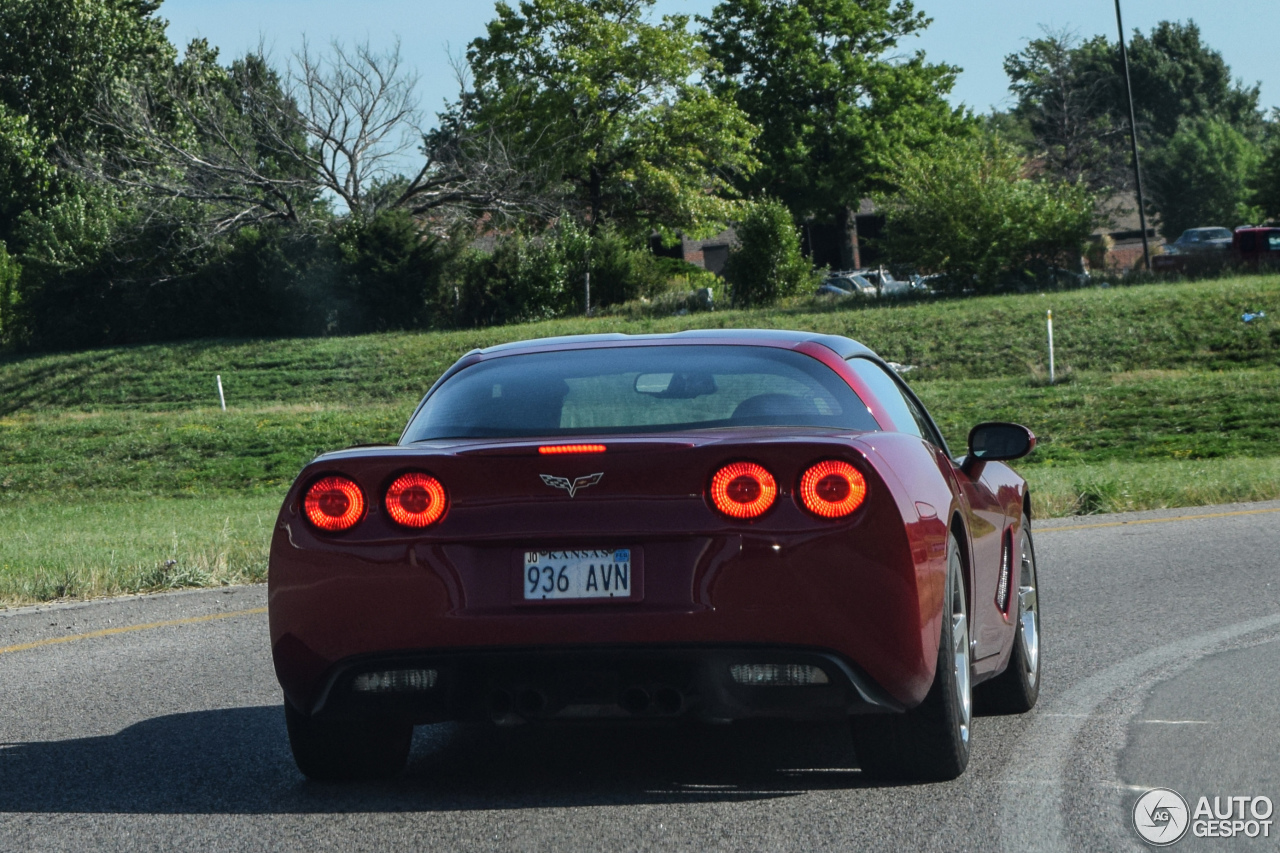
1016;531;1040;688
951;562;972;745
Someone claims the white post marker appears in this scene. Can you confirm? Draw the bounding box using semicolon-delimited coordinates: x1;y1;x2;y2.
1044;307;1054;384
216;374;226;411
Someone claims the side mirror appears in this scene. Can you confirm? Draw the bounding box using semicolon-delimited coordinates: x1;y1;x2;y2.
962;422;1035;476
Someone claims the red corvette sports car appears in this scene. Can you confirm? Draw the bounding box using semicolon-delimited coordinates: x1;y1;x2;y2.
269;329;1041;781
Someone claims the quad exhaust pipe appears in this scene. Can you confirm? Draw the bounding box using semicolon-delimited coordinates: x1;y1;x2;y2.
489;684;686;720
620;686;651;714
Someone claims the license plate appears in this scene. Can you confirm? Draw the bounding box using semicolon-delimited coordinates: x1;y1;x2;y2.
523;549;633;601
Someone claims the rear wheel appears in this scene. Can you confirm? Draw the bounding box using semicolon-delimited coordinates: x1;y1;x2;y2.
851;534;972;781
284;699;412;781
976;522;1041;713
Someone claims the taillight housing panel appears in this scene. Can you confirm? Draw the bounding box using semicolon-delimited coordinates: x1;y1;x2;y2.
798;459;868;519
709;461;778;520
303;475;366;532
385;471;449;528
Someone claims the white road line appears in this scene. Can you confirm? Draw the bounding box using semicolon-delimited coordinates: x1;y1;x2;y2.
997;613;1280;853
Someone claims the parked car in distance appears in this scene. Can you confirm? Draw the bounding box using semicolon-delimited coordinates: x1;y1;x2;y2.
818;272;876;297
1168;227;1233;254
1233;227;1280;268
819;268;919;298
857;268;914;296
1153;226;1233;272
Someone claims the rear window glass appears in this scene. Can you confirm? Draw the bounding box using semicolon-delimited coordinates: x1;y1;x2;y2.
403;345;877;440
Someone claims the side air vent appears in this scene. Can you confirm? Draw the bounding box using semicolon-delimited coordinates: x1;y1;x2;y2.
995;531;1013;613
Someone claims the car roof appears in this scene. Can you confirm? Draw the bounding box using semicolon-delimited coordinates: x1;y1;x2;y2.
474;329;877;360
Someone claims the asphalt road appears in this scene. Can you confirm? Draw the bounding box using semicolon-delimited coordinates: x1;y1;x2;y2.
2;500;1279;852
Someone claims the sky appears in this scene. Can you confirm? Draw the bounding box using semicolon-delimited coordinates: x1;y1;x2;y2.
159;0;1280;126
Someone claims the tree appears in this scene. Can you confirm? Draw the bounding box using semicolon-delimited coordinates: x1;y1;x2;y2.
1146;117;1263;238
1253;113;1280;223
722;197;814;306
0;106;56;246
1124;21;1262;147
78;42;321;241
0;0;173;248
878;135;1095;291
700;0;968;266
0;0;173;148
84;39;547;240
1003;20;1263;175
463;0;758;237
1002;29;1129;194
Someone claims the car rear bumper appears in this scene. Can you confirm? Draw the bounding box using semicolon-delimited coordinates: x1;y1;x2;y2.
300;644;905;725
268;483;949;714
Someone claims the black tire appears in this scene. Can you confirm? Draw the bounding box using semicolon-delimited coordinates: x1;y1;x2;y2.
851;534;972;782
284;699;413;781
975;521;1041;714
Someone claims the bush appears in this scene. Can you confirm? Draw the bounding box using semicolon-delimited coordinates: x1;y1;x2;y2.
722;197;814;307
653;256;720;292
196;226;342;337
580;225;667;308
338;210;446;333
878;134;1096;292
440;232;574;329
10;196;346;349
0;240;19;347
1084;233;1114;272
438;222;670;328
552;220;669;310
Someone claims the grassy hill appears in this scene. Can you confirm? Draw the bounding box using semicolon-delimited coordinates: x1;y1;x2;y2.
4;275;1278;414
2;274;1279;603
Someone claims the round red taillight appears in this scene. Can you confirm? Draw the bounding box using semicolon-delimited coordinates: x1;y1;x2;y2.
710;462;778;519
385;472;448;528
303;476;365;532
799;460;867;518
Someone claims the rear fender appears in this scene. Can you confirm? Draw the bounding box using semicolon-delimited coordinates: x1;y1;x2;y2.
852;434;959;686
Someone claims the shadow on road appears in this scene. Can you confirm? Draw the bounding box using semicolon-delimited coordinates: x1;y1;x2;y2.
0;707;885;814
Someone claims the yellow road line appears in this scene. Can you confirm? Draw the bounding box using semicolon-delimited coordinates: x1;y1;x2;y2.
0;606;267;657
1040;506;1280;533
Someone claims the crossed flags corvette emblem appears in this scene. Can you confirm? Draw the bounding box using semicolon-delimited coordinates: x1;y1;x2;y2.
540;472;603;498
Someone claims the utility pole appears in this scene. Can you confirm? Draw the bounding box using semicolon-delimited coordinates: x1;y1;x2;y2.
1115;0;1151;271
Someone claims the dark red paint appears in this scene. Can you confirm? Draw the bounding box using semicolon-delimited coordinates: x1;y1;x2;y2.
269;331;1030;718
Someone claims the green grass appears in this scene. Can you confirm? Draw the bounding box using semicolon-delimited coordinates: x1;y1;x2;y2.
1;273;1278;604
1024;457;1280;518
0;403;406;496
3;275;1278;414
916;367;1280;464
0;495;278;606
